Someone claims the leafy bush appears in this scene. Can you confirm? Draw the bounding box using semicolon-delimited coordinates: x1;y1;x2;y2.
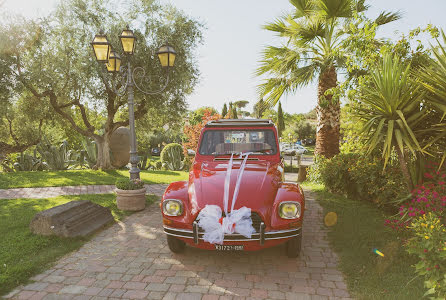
406;213;446;299
308;153;407;206
155;161;163;170
115;178;145;190
160;143;184;171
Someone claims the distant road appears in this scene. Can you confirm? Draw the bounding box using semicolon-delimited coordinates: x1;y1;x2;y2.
283;154;314;166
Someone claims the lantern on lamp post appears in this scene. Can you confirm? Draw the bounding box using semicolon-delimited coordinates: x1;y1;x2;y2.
91;27;177;180
91;31;111;63
106;51;122;73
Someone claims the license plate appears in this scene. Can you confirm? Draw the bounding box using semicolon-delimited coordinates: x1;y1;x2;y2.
215;245;244;251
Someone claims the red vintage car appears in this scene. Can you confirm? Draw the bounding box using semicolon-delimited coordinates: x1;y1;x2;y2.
161;119;305;257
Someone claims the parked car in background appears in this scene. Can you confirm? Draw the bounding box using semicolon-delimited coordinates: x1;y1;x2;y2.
187;149;196;156
281;143;307;156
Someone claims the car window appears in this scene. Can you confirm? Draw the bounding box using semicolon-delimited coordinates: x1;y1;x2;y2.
199;129;278;155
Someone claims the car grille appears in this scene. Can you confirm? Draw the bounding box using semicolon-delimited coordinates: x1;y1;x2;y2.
197;212;263;233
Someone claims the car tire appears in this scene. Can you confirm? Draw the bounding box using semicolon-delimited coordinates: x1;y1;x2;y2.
286;234;302;258
167;235;186;253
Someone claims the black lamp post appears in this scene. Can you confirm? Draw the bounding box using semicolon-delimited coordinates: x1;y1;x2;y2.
91;27;177;180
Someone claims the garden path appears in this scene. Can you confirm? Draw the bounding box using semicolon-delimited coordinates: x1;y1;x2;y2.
0;184;168;200
4;182;352;300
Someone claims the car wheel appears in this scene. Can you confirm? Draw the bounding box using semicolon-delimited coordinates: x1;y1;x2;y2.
286;234;302;258
167;235;186;253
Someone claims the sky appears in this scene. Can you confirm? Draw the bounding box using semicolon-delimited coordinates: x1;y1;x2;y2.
2;0;446;114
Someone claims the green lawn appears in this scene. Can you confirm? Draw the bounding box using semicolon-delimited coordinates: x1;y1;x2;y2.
0;193;158;296
0;169;188;189
303;183;424;300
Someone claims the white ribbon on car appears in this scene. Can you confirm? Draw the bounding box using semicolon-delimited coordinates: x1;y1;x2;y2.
196;152;256;245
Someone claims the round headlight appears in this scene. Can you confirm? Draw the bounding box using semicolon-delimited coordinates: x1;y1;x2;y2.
163;199;183;216
279;202;301;219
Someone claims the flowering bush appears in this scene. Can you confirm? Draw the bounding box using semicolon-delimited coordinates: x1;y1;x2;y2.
386;169;446;230
406;213;446;299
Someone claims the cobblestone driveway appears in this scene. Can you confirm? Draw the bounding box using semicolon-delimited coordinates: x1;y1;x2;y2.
5;190;352;300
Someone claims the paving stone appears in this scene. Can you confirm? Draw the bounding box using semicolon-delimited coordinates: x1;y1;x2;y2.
59;285;88;294
23;282;49;291
122;290;150;299
43;275;65;283
176;293;203;300
285;292;311;300
146;282;170;292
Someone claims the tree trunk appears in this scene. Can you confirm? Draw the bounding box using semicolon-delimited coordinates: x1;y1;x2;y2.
315;65;340;158
396;147;413;192
94;134;113;170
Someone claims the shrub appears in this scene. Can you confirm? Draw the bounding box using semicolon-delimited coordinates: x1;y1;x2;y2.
406;213;446;299
155;161;163;170
308;153;407;206
115;178;145;190
160;143;184;171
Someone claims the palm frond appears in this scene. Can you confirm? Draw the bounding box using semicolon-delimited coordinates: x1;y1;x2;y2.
354;0;370;13
316;0;355;19
289;0;316;18
374;11;402;26
263;17;288;34
258;64;318;107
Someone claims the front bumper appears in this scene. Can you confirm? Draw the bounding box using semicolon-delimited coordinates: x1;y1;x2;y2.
163;221;301;245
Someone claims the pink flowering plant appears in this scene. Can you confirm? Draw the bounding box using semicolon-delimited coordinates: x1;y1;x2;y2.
406;213;446;299
385;169;446;230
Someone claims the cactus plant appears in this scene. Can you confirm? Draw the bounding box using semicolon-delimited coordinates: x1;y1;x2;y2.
13;150;47;171
160;143;184;171
36;138;74;170
81;137;97;168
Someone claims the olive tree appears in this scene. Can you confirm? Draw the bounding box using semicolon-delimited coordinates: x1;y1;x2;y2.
0;0;203;169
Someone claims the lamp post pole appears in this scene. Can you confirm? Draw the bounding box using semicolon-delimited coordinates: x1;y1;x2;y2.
126;62;140;180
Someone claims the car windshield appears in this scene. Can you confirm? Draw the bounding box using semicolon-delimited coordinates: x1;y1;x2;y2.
199;129;278;155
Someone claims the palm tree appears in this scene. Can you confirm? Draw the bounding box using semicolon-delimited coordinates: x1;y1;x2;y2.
256;0;400;158
357;53;426;191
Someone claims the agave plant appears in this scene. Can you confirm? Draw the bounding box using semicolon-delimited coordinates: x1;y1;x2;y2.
160;143;184;171
357;53;427;190
417;30;446;167
13;150;47;171
36;138;74;170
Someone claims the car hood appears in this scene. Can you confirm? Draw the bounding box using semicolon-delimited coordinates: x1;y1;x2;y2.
187;160;282;217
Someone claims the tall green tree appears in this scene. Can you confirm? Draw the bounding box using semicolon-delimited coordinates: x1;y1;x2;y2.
0;0;203;169
232;106;238;119
253;98;266;118
277;102;285;137
222;103;228;117
256;0;400;158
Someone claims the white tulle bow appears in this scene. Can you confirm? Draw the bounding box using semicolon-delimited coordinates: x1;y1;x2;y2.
196;153;256;245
